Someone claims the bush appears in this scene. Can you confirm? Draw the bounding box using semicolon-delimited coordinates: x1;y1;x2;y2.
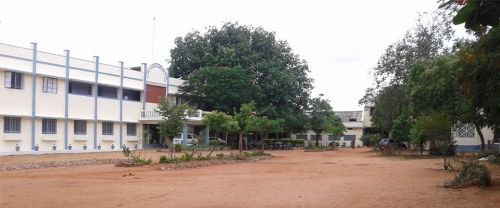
445;160;491;188
159;155;168;163
477;149;500;164
175;144;183;153
179;152;194;162
121;147;152;165
360;134;382;147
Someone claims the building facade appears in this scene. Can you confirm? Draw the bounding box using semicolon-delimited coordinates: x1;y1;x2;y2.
0;42;207;153
292;111;365;147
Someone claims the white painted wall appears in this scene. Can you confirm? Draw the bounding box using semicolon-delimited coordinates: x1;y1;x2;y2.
97;121;119;150
123;101;142;122
97;98;120;121
35;118;64;151
0;71;32;116
0;116;31;152
68;119;95;150
36;77;65;118
68;94;95;120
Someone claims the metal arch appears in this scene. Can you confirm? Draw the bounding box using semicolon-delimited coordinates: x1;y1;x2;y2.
146;63;168;84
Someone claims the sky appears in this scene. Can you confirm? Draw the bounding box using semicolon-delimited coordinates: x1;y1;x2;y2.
0;0;459;111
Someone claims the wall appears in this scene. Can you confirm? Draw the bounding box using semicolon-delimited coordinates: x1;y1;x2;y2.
0;116;31;152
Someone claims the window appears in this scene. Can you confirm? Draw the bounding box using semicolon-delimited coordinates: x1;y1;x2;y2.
69;81;92;96
127;123;137;136
295;134;308;140
74;120;87;135
349;117;357;122
4;71;23;89
42;119;57;134
42;77;57;93
122;89;141;101
453;124;475;138
102;122;113;135
175;96;182;105
98;85;118;98
4;117;21;133
328;135;341;141
344;135;356;141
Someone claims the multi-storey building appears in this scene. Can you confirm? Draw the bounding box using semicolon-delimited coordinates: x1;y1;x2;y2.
0;42;208;153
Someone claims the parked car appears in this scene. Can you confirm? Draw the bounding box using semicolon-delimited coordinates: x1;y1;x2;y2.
378;138;406;150
173;133;198;145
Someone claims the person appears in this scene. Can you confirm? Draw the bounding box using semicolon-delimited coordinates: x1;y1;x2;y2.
351;139;355;149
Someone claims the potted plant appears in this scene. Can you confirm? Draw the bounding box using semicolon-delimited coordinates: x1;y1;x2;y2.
15;144;20;152
52;144;57;151
83;144;87;150
34;144;39;151
97;144;102;150
111;144;115;150
68;144;72;150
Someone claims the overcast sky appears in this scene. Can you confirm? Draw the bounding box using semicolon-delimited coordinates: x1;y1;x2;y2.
0;0;460;111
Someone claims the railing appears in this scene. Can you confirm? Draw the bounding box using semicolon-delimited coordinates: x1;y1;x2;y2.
140;109;208;121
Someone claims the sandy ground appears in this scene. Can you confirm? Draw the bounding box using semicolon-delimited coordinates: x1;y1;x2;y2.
0;148;499;208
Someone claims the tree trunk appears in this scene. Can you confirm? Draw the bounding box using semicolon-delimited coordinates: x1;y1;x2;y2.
261;133;266;152
474;123;485;151
239;133;243;154
315;133;320;147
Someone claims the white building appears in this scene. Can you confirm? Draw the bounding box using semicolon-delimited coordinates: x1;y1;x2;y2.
0;42;207;153
292;111;365;147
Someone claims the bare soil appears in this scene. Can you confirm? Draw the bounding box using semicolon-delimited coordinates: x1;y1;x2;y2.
0;148;499;208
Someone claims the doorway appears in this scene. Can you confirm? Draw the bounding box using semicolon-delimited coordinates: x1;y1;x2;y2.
143;124;165;148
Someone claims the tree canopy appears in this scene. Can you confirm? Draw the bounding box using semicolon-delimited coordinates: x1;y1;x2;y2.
170;22;312;127
308;96;344;146
180;66;259;114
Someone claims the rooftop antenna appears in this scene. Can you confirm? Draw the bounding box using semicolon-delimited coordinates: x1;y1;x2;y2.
152;16;156;63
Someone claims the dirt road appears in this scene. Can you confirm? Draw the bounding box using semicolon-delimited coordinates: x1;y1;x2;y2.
0;148;498;208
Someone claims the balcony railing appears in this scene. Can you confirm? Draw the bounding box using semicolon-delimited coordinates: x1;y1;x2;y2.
140;109;208;121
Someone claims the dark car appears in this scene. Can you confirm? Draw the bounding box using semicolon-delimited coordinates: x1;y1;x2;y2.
378;138;406;150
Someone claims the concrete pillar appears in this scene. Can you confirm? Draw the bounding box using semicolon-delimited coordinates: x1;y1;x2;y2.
30;43;37;151
182;122;188;144
205;125;210;145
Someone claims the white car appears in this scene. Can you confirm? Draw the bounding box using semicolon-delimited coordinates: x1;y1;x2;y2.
173;133;198;145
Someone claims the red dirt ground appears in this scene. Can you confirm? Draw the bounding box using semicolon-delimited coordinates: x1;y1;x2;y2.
0;148;499;208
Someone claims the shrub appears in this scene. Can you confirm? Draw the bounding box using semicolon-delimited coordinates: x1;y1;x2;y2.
291;139;305;147
159;155;168;163
445;160;491;188
360;134;382;147
477;149;500;164
121;147;152;165
179;152;194;162
175;144;183;153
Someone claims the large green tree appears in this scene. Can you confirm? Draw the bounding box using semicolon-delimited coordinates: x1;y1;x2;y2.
170;22;312;129
371;84;409;134
180;66;259;114
359;11;455;135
